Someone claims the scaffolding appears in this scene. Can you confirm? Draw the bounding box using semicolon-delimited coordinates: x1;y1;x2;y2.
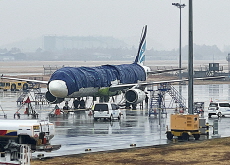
15;97;39;119
148;83;187;117
17;89;47;105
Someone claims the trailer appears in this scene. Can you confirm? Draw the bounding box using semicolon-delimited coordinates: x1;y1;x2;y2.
0;119;61;152
166;114;201;141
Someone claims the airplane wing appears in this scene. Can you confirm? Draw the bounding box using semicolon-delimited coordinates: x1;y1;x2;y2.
147;68;186;74
1;75;49;84
2;74;225;90
109;76;225;92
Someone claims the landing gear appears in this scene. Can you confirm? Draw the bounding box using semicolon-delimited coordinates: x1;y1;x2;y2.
73;98;80;109
125;102;137;110
132;104;137;110
73;98;86;109
79;99;85;109
125;102;131;109
63;101;70;110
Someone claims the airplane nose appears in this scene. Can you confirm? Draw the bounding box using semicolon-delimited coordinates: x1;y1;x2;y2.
48;80;68;98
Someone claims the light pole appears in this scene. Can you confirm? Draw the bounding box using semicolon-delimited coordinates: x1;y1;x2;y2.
172;2;186;80
188;0;194;114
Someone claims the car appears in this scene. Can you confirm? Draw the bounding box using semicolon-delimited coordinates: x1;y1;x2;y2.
208;102;230;118
93;103;121;121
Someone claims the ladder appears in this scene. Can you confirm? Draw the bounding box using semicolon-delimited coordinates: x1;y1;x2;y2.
148;86;167;117
17;92;29;105
148;83;187;117
165;84;186;109
19;144;31;165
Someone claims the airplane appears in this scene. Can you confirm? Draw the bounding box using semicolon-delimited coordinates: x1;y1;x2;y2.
1;25;222;109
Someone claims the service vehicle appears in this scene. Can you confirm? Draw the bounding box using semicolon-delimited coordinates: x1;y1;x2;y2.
0;81;28;91
208;102;230;118
166;114;201;141
93;103;121;121
0;119;61;152
194;102;204;114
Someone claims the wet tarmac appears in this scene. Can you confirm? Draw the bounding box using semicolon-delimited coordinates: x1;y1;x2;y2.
1;84;230;158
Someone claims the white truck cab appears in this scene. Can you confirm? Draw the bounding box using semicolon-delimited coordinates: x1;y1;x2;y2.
93;103;121;121
208;102;230;118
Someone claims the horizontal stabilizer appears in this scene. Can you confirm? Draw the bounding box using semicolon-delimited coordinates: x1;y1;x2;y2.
147;68;186;74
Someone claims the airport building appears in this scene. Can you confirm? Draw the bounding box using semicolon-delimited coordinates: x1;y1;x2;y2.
43;36;127;51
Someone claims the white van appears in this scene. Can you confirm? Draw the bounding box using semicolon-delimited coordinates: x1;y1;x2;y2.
93;103;121;121
208;102;230;118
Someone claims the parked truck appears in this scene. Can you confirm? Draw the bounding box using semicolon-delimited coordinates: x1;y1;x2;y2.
0;119;61;152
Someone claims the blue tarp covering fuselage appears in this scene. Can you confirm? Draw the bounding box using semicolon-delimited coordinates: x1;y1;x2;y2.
49;63;146;95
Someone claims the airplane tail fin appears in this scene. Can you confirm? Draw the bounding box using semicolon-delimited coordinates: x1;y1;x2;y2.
134;25;147;65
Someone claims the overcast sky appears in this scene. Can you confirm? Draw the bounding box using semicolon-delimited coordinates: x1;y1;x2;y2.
0;0;229;51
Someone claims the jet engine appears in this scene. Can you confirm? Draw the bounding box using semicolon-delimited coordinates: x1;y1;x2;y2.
125;89;146;104
45;91;64;104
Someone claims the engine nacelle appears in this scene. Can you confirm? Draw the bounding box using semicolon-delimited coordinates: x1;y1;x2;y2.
125;89;146;104
45;91;64;104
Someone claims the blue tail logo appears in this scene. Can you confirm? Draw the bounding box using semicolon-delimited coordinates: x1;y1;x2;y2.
135;25;147;65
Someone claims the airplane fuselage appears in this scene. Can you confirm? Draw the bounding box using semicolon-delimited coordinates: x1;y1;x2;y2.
48;63;148;99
